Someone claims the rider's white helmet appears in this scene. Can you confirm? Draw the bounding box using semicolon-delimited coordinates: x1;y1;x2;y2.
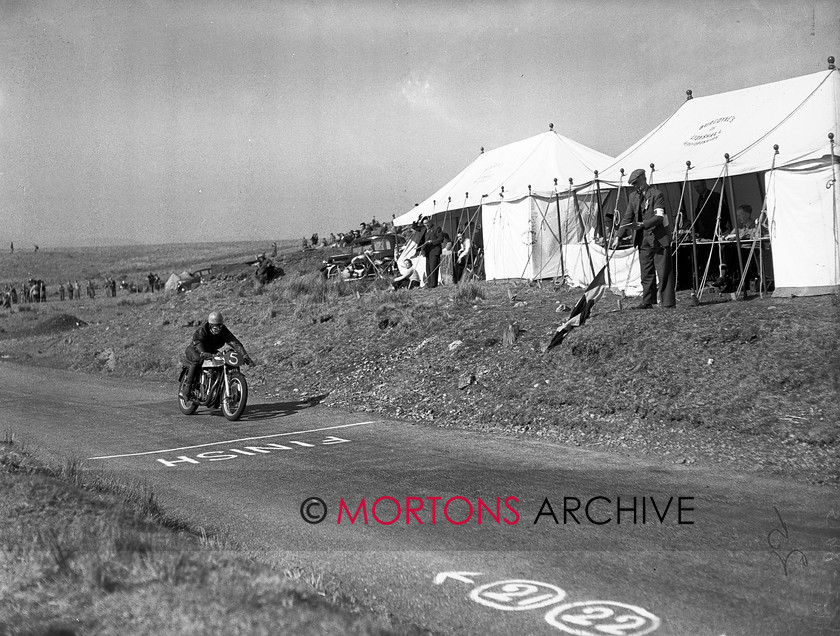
208;311;224;325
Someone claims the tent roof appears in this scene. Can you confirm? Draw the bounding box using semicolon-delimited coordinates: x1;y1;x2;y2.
598;69;840;186
394;130;614;226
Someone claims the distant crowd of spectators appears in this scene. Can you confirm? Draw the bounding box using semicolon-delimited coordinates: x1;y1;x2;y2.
1;272;165;307
301;216;408;251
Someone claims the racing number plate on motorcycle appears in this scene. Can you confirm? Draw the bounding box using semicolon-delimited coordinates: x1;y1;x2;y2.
223;350;241;367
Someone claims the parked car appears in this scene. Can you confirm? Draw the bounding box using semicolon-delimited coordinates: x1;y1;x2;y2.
321;233;406;279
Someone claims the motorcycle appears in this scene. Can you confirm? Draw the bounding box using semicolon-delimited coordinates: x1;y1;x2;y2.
178;347;251;421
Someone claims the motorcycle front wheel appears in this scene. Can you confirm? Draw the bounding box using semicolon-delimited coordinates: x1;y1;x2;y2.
178;375;199;415
222;372;248;421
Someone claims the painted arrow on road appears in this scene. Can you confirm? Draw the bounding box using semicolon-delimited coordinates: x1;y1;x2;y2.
434;571;483;586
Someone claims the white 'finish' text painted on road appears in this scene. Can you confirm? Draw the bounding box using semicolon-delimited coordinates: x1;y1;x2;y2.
156;436;351;467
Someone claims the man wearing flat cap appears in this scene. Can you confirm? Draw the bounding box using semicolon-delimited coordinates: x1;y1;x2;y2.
611;168;676;308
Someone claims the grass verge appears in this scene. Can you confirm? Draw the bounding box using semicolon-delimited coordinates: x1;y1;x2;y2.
0;437;429;635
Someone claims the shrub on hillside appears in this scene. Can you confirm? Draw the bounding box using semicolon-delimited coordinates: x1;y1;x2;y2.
373;302;416;330
279;272;389;306
453;282;486;306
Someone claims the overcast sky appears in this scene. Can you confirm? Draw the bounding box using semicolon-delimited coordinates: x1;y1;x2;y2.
1;0;838;247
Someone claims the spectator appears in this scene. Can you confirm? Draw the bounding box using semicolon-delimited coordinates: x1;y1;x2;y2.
454;229;472;283
691;179;730;239
735;204;756;236
419;216;444;288
392;259;421;290
611;168;675;309
710;263;734;293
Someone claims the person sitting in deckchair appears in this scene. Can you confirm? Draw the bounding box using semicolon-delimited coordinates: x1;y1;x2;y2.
392;259;421;290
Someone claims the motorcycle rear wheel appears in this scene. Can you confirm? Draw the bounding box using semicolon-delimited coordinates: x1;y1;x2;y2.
222;372;248;421
178;376;199;415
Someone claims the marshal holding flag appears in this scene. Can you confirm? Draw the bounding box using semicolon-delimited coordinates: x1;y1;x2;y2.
546;265;608;350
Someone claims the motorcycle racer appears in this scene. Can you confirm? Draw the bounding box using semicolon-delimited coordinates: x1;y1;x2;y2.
179;311;252;401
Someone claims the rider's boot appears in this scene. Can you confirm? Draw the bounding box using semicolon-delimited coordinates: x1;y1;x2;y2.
180;363;199;401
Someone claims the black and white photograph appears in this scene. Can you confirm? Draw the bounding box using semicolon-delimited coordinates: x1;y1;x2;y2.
1;1;838;634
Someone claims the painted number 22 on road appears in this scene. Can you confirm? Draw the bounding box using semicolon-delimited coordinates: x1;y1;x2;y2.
545;601;660;635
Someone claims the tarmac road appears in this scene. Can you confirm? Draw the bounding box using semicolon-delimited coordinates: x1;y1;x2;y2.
2;362;837;636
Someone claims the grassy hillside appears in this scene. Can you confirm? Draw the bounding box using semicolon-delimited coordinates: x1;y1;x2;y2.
0;243;837;485
0;438;425;635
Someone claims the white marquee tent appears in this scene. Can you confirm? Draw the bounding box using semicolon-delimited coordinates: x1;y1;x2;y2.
393;130;640;291
598;66;840;297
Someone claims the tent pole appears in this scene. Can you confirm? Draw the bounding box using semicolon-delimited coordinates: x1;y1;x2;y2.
445;196;452;243
613;168;627;243
553;178;566;281
739;147;778;297
594;171;611;288
473;194;489;282
830;133;839;293
756;172;766;204
593;171;606;241
724;154;747;297
683;162;701;300
570;178;596;279
611;169;628;293
464;193;478;282
755;168;766;295
457;194;468;283
697;168;728;300
671;166;685;300
761;146;779;295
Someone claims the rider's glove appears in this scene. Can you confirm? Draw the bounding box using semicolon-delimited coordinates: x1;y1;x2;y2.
243;354;253;365
201;351;214;360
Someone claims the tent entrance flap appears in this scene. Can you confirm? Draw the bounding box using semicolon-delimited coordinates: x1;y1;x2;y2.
482;199;532;281
768;164;840;296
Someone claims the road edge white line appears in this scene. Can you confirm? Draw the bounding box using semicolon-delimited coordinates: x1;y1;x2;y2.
87;421;376;460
